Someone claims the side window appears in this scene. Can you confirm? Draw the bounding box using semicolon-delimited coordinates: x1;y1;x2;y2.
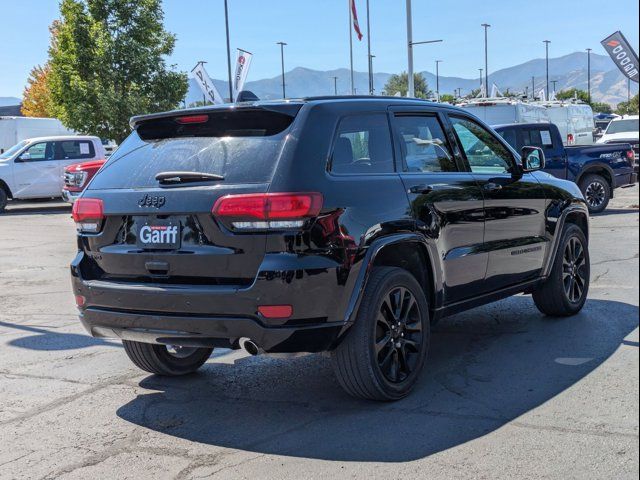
56;140;95;160
393;115;457;173
498;128;518;150
450;116;515;175
330;114;394;174
522;128;555;152
21;142;54;161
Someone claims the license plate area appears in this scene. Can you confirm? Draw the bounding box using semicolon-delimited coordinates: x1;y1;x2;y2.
136;219;181;250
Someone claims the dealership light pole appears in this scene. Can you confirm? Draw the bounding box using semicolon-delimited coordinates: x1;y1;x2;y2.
479;68;483;87
531;76;535;99
586;48;592;103
224;0;233;101
369;55;376;93
366;0;373;95
331;76;339;95
481;24;490;97
277;42;287;98
435;60;442;101
551;80;558;94
544;40;551;97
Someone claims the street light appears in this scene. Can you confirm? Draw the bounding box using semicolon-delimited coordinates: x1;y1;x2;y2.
331;76;339;95
224;0;233;101
586;48;592;103
551;80;558;95
435;60;443;101
276;41;287;98
406;0;443;97
481;24;490;97
544;40;551;97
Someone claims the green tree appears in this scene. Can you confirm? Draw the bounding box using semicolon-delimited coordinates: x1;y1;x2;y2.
616;94;639;115
590;102;612;114
382;72;432;99
49;0;188;142
556;88;590;103
439;94;455;103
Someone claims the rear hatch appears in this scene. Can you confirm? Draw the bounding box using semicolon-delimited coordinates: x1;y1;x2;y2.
75;105;301;287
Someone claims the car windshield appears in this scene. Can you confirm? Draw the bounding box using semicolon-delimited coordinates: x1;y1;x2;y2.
606;119;639;135
0;140;28;159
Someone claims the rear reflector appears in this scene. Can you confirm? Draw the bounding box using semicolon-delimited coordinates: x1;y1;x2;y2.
75;295;86;308
258;305;293;319
72;198;104;233
174;114;209;124
213;193;322;225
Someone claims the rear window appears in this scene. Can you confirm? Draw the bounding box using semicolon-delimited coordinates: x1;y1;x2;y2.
89;109;296;190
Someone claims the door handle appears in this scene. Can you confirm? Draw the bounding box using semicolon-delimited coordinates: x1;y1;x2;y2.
409;184;434;194
483;182;503;192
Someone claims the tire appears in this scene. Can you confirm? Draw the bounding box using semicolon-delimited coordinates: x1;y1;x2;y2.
0;188;7;213
331;267;430;401
122;340;213;376
579;174;610;214
533;224;590;316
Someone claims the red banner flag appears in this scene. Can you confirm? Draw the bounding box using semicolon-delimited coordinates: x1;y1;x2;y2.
350;0;363;41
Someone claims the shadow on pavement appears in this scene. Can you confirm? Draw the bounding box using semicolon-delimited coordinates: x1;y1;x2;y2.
0;320;120;350
115;297;638;462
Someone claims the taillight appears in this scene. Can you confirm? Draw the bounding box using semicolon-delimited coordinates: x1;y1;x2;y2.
567;134;575;145
212;192;323;230
72;198;104;233
626;149;635;165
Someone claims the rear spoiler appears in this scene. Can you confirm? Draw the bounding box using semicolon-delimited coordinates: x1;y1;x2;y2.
129;102;303;130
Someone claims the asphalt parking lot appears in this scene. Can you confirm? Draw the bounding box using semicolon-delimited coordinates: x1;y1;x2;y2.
0;188;638;480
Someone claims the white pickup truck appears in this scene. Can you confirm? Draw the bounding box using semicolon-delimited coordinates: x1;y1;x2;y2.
0;135;105;212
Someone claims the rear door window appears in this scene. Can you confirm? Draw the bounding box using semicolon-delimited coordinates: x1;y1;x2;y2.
393;114;457;172
521;127;556;154
330;114;394;174
89;109;297;190
56;140;95;160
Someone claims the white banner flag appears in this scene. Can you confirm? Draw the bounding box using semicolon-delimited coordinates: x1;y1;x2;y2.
538;89;546;102
233;49;253;101
191;62;224;105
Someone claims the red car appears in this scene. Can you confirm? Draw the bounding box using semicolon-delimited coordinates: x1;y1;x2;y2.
62;159;106;203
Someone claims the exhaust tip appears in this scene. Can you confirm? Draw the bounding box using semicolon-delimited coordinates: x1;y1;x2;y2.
239;337;260;356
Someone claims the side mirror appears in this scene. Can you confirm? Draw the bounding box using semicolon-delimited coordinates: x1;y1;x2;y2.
16;152;31;162
521;146;545;172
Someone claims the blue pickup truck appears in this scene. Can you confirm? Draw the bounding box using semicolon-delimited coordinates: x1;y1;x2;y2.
494;123;637;213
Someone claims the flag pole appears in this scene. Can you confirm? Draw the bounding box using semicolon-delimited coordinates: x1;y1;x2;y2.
366;0;373;95
349;0;355;94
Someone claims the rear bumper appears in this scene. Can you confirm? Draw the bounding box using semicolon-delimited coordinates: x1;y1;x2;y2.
71;251;355;353
79;308;343;352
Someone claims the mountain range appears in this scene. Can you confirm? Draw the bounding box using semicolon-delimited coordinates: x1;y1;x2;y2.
185;51;638;106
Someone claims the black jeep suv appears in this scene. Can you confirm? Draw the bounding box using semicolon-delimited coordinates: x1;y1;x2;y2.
71;97;590;401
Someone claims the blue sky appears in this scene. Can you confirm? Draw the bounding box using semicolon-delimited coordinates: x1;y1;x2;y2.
1;0;639;97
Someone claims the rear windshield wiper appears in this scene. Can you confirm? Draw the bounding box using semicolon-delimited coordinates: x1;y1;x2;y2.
155;171;225;184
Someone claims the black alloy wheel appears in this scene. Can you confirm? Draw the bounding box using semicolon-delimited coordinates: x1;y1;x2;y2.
562;236;588;304
375;287;424;383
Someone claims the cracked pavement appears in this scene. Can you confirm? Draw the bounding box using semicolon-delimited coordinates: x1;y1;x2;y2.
0;188;638;479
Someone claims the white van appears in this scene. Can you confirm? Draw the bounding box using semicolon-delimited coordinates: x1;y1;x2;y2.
0;135;105;212
537;101;595;146
0;117;75;153
458;98;550;125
